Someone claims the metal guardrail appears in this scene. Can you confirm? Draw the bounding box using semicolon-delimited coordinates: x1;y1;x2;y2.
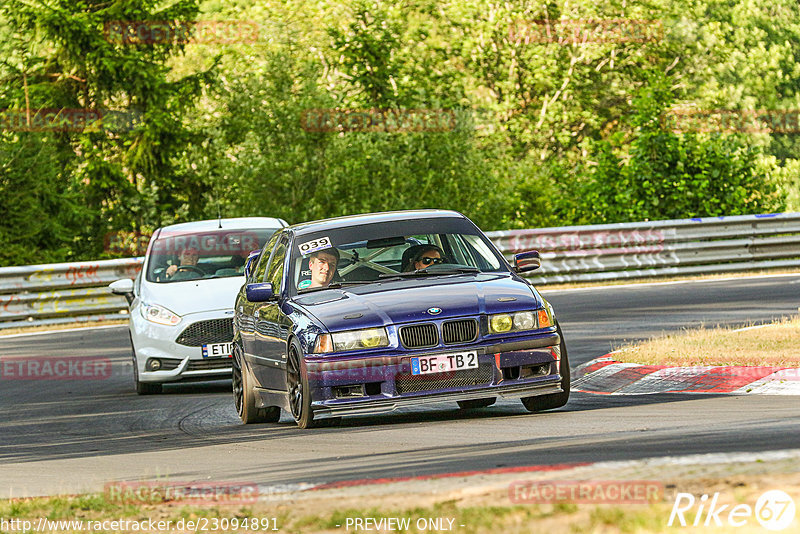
486;212;800;284
0;258;142;329
1;213;799;329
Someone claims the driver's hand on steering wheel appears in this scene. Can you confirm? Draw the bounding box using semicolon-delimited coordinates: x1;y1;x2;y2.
166;264;178;277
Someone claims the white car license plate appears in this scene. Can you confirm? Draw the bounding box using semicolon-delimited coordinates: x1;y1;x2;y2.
202;342;233;358
410;351;479;375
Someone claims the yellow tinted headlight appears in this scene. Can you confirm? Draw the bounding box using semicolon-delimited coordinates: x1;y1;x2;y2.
490;314;513;333
361;333;383;348
331;327;389;352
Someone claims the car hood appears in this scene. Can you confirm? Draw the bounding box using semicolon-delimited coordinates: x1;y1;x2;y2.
292;273;541;331
139;276;244;316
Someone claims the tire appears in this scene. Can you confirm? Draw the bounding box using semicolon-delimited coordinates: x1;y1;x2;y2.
521;324;570;412
233;342;280;424
286;339;316;429
130;331;162;395
457;398;496;409
135;376;162;395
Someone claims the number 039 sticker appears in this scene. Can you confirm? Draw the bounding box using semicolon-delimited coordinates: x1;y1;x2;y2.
298;237;332;255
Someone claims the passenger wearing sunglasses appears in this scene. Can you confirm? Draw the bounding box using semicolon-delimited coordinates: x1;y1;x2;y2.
402;244;446;272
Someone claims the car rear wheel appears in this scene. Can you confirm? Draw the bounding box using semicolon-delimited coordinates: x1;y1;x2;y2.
521;324;570;412
233;342;280;424
457;398;496;409
131;332;162;395
287;339;316;429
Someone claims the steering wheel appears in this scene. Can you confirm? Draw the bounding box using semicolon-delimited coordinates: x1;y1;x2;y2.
172;265;205;276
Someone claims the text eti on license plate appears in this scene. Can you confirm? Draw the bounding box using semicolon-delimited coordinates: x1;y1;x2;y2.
202;342;233;358
410;351;479;375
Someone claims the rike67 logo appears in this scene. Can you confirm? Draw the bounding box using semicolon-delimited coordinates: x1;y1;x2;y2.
669;490;796;531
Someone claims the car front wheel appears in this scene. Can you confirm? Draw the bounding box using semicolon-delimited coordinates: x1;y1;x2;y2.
287;339;316;429
521;324;570;412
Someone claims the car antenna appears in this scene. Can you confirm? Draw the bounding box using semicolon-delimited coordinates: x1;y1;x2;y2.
217;204;222;228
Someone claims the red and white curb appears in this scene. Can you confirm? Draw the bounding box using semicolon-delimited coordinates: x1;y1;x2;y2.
572;355;800;395
254;462;591;500
252;449;800;502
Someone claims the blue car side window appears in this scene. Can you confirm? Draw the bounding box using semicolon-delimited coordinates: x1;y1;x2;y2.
266;238;288;292
252;232;280;283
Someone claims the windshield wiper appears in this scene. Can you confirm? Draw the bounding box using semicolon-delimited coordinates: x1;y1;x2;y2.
297;280;374;293
378;266;480;280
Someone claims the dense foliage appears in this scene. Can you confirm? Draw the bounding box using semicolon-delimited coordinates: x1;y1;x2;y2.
0;0;798;264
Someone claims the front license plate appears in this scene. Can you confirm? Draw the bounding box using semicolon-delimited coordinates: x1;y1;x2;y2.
410;351;479;375
202;342;233;358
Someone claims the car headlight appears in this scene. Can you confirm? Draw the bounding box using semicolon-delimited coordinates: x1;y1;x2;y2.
489;309;550;333
141;303;181;326
314;327;389;353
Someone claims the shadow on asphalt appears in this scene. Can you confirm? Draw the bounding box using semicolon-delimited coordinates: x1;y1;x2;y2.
0;325;767;468
0;375;729;465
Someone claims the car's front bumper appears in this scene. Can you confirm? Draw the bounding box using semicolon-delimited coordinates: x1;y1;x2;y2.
131;309;234;383
314;377;563;417
303;331;563;417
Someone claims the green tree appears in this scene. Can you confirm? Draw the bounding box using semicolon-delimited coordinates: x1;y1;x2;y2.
580;74;783;223
0;0;214;261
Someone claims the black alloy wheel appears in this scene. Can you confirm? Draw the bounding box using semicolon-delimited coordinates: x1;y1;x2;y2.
521;323;570;412
287;339;316;429
233;342;280;424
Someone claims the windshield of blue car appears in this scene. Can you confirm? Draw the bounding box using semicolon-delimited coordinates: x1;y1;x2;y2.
291;219;506;293
145;228;279;283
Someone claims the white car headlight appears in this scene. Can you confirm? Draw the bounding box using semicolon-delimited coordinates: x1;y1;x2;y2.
141;303;181;326
314;327;389;353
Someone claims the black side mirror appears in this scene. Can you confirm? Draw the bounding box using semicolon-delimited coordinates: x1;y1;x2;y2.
246;282;274;302
513;251;541;273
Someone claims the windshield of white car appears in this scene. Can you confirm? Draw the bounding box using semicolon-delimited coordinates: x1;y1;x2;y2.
145;228;279;283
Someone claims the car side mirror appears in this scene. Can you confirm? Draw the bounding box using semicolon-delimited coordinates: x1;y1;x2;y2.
244;249;261;279
246;282;274;302
109;278;135;305
513;251;541;273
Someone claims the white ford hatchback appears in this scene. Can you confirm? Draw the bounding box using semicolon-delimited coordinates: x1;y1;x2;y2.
110;218;287;394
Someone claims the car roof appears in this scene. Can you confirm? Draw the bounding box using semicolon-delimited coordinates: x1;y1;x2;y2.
288;210;467;236
158;217;288;234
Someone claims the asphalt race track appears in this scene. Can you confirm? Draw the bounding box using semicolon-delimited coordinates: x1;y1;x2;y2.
1;274;799;497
